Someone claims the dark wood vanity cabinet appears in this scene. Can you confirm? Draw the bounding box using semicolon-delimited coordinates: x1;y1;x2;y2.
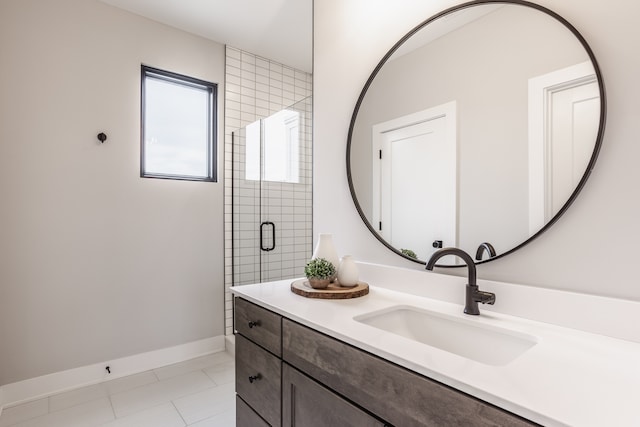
236;395;270;427
235;298;282;426
235;296;282;356
236;334;281;426
282;363;386;426
283;319;538;427
235;297;538;427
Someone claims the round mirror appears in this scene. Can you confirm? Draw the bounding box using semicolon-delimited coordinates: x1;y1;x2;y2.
347;0;606;267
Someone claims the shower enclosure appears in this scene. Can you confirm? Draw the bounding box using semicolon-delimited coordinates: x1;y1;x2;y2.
232;97;312;286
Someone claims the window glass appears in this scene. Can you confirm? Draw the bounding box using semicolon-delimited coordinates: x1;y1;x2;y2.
141;66;216;181
244;109;301;183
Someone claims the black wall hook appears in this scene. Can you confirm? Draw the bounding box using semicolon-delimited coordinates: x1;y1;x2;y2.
97;132;107;143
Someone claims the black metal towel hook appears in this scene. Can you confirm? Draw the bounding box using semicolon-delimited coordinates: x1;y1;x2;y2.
97;132;107;143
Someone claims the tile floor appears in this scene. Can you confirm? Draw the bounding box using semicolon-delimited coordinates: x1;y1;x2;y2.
0;351;236;427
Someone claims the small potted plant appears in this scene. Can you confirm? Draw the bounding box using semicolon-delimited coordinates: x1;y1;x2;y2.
304;257;336;289
401;248;417;259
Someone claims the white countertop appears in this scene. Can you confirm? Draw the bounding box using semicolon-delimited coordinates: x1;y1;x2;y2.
232;274;640;427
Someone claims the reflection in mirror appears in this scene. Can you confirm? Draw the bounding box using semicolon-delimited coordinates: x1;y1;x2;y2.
347;1;605;266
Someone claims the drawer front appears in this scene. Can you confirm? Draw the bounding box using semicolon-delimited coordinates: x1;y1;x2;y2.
235;297;282;356
236;334;282;426
283;363;386;427
236;395;270;427
283;319;537;427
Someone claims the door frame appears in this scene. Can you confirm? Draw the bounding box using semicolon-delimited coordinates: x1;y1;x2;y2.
371;101;458;255
528;61;597;233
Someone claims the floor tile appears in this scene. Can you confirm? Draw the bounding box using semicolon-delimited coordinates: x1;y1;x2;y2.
103;371;158;396
0;399;48;427
14;397;114;427
49;383;108;413
101;403;185;427
0;353;236;427
153;353;233;381
173;383;234;425
203;361;234;386
187;408;235;427
110;371;215;418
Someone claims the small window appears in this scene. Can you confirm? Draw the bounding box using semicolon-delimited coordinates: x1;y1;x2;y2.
141;65;217;181
245;109;302;183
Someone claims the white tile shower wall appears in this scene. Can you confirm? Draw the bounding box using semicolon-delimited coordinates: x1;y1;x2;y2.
231;103;313;286
224;46;313;335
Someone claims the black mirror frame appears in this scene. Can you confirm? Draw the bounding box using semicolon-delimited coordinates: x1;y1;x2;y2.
346;0;606;267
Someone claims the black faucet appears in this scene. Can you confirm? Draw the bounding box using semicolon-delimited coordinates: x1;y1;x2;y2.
475;242;496;261
425;247;496;315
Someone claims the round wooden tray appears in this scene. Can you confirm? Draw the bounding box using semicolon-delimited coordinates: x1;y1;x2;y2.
291;279;369;299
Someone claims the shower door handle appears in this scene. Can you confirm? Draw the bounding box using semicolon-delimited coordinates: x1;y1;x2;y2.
260;221;276;252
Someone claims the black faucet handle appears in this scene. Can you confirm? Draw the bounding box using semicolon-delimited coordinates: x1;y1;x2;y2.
475;290;496;305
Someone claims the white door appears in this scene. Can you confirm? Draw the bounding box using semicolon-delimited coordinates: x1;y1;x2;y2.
528;62;600;232
548;81;599;215
373;102;457;261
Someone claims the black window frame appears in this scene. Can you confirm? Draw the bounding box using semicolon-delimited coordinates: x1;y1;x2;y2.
140;65;218;182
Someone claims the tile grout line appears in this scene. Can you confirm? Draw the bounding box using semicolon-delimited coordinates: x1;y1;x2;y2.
169;370;235;427
107;394;117;422
170;400;188;427
111;401;179;426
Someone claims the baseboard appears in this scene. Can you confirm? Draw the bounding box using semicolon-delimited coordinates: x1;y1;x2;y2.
0;335;225;409
225;334;235;357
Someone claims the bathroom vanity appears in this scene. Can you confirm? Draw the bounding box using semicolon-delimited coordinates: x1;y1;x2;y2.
229;2;628;425
231;263;640;427
235;297;534;426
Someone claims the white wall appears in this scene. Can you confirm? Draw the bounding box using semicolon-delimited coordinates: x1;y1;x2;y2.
0;0;225;386
314;0;640;300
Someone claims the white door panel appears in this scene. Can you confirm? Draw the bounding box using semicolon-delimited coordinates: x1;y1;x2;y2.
373;102;457;261
549;82;599;214
528;62;599;232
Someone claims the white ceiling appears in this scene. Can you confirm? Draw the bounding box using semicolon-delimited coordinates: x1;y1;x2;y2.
99;0;312;72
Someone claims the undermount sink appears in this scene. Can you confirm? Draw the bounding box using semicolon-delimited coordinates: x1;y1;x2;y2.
354;305;537;366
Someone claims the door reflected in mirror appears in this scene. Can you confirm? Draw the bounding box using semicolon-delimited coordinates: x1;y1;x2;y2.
347;1;605;266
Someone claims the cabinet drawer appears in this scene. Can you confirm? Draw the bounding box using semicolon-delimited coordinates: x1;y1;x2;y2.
236;395;270;427
235;297;282;356
283;319;537;427
236;334;282;426
283;363;386;427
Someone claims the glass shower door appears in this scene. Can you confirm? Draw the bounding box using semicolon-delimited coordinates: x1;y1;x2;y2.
232;97;312;285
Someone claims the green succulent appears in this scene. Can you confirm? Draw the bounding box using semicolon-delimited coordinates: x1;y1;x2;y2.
304;257;336;279
401;248;417;259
